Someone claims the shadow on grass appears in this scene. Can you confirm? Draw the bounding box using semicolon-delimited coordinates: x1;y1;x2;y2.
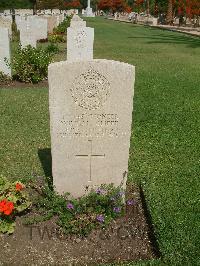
128;28;200;48
38;148;53;186
139;184;162;259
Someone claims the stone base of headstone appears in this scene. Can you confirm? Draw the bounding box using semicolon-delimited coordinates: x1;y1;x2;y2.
84;8;95;17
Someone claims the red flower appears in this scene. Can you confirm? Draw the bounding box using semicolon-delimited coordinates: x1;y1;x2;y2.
0;199;7;212
4;202;14;215
0;199;14;215
15;182;23;191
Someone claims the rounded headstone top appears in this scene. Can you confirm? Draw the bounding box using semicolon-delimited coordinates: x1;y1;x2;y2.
71;14;83;22
70;15;87;28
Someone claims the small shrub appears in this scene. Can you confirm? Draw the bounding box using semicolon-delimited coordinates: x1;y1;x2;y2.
27;183;132;236
45;43;59;54
53;16;72;34
12;22;20;42
11;45;54;83
0;71;12;84
48;34;66;43
0;176;31;234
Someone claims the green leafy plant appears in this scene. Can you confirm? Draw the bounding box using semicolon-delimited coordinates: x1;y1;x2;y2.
0;71;12;84
0;176;31;234
53;16;72;34
28;183;128;236
48;34;66;43
10;45;54;83
12;21;20;42
45;43;60;54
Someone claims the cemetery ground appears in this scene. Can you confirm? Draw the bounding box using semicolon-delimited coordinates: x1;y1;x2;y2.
0;17;200;265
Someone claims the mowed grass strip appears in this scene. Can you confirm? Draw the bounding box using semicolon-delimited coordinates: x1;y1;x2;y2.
1;17;200;265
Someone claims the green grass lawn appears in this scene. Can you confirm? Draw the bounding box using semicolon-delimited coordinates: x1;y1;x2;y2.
1;17;200;266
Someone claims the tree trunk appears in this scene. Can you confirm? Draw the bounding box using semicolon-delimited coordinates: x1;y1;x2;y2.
33;3;37;15
146;0;150;16
166;0;173;25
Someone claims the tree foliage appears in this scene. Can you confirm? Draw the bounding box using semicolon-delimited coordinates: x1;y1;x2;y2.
0;0;32;9
98;0;131;13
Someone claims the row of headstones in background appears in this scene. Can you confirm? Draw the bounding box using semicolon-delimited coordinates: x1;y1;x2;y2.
16;14;65;48
0;27;11;76
15;14;64;33
113;13;158;26
48;15;135;198
0;2;92;16
138;16;158;26
1;9;78;16
0;13;65;76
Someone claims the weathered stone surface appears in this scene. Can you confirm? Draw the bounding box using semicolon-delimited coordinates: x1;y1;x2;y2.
48;60;135;197
67;16;94;62
20;18;37;48
32;16;48;40
3;10;10;15
20;31;37;48
17;16;47;41
70;15;86;29
43;15;57;33
0;17;12;36
15;9;33;15
0;27;11;76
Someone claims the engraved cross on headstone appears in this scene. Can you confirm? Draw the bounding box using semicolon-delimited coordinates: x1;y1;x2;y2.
75;139;105;182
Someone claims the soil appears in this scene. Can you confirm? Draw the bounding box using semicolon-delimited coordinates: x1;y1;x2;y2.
0;80;48;89
0;184;159;265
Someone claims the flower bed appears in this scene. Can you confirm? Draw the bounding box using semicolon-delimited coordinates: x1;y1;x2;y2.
0;176;31;234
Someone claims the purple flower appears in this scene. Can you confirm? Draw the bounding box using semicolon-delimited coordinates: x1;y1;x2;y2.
66;202;74;210
113;207;121;213
127;199;135;206
117;191;125;197
96;188;105;195
96;214;104;223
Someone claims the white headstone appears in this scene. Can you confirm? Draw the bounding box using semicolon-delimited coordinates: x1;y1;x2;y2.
20;19;37;48
42;15;57;33
56;15;60;27
20;31;37;48
45;9;51;15
67;15;93;62
3;10;11;15
0;17;12;36
48;60;135;198
19;15;48;46
152;18;158;26
15;15;23;31
31;16;48;40
59;14;65;24
70;14;86;28
0;27;11;76
52;9;60;15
